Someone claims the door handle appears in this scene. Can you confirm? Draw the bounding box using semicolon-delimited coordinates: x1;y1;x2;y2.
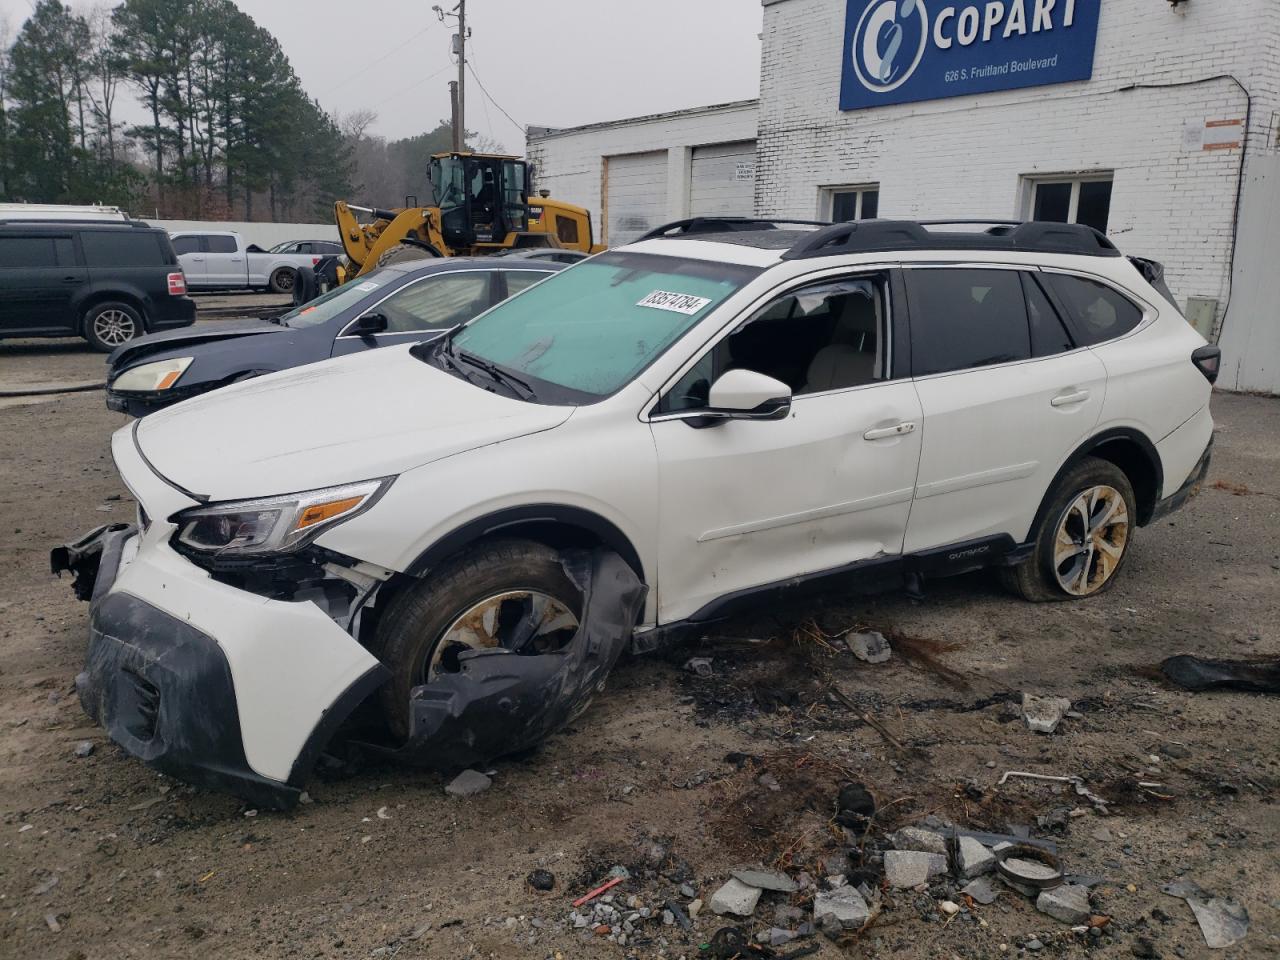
1050;389;1090;407
62;276;80;283
863;421;916;440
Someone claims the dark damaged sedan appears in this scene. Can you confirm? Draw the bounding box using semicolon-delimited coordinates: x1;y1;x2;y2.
105;257;564;416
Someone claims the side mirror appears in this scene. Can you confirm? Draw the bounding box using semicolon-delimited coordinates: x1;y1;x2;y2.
353;312;387;337
700;369;792;423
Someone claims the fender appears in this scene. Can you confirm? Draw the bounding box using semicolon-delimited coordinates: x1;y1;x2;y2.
404;503;645;583
1027;427;1163;538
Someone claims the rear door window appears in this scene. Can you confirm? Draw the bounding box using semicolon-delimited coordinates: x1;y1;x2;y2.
0;236;75;267
171;235;200;255
205;235;238;254
81;231;166;267
905;268;1031;376
1023;273;1075;357
1042;273;1145;346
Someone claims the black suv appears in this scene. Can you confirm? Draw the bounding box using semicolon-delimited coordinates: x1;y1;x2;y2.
0;220;196;352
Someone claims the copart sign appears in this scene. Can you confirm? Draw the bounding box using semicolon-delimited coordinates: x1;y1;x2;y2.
839;0;1100;110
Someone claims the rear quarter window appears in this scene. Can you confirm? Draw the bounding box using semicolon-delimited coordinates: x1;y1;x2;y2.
1042;273;1144;346
81;231;168;268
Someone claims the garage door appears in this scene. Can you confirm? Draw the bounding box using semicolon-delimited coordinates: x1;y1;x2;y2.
690;141;756;218
606;151;668;246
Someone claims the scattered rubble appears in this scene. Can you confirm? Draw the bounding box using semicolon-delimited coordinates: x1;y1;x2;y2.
729;866;798;892
527;869;555;892
72;740;93;757
956;835;996;878
844;629;892;663
813;884;871;931
961;876;1000;905
1163;878;1250;949
683;657;713;678
883;850;947;888
709;877;762;916
890;826;947;855
1036;884;1092;924
1022;693;1073;733
444;769;491;797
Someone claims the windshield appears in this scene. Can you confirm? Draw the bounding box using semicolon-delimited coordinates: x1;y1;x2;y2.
276;271;393;328
448;251;758;400
267;240;295;253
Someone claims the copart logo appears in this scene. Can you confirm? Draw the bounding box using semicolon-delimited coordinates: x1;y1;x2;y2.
850;0;929;93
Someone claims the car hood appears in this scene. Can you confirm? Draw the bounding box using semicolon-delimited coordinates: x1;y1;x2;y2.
109;319;286;372
134;345;574;501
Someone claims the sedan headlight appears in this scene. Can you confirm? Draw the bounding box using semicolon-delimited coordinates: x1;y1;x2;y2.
173;477;393;556
113;357;194;392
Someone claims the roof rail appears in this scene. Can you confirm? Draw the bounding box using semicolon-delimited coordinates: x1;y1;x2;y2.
0;218;151;228
780;219;1120;260
636;216;832;242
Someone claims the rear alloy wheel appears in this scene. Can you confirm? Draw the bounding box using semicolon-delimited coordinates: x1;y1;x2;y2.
1001;456;1137;602
374;243;437;268
269;267;296;294
84;301;143;352
374;540;583;740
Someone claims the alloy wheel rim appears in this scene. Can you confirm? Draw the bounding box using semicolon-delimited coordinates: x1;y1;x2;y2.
1053;484;1130;596
277;271;294;290
425;590;579;682
94;309;136;345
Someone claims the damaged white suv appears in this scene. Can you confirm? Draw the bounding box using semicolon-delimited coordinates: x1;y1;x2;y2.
54;218;1217;808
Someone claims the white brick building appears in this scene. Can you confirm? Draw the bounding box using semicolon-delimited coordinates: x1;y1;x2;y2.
530;0;1280;392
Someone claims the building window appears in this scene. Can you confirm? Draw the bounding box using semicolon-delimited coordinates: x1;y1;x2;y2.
1023;174;1113;233
823;185;880;222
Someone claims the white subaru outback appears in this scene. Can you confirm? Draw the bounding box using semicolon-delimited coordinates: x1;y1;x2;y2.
54;218;1217;807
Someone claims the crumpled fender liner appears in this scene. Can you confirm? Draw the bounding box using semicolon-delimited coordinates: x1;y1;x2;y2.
372;549;646;770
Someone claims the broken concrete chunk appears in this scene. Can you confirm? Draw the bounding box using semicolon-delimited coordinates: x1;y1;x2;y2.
1022;693;1073;734
957;836;996;878
730;866;798;892
961;876;1000;905
1163;878;1250;949
813;885;871;930
883;850;947;888
444;769;492;797
709;877;762;917
845;630;892;663
891;826;948;856
73;741;94;758
1036;884;1092;925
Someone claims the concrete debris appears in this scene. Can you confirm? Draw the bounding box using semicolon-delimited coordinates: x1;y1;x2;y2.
444;769;492;797
44;913;61;933
939;900;961;916
729;866;798;892
891;826;947;856
845;630;892;663
1036;884;1092;924
956;836;996;878
683;657;713;678
1163;878;1250;949
764;927;795;946
708;877;762;916
814;883;871;930
73;741;94;758
883;850;947;888
1022;693;1073;734
961;876;1001;905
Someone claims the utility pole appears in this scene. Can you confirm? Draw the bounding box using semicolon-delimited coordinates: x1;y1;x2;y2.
435;2;469;151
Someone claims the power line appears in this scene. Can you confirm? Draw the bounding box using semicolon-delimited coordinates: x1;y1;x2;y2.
464;57;522;135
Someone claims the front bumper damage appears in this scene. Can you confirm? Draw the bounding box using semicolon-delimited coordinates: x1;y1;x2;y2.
53;518;645;807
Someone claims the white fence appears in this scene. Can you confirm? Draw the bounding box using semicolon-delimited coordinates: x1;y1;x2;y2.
145;219;340;249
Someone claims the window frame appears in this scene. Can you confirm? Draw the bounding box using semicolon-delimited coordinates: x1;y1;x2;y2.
335;268;498;339
648;264;905;423
1037;267;1155;348
1020;172;1114;231
495;268;556;300
819;183;881;222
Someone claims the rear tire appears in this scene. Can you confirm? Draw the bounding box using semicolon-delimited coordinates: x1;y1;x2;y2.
1001;456;1137;602
269;267;296;294
374;243;438;269
83;301;144;352
374;539;583;741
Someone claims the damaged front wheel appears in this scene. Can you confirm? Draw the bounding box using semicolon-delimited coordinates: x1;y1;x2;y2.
374;539;583;740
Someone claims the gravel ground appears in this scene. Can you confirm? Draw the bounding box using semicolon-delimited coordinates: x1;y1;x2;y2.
0;337;1277;959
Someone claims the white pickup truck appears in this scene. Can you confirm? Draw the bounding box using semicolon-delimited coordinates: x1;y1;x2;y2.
169;231;334;294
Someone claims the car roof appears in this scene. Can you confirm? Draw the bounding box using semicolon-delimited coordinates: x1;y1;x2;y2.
0;220;163;232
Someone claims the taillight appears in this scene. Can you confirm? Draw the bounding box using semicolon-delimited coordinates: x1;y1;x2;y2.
1191;345;1220;384
167;271;187;296
312;257;321;265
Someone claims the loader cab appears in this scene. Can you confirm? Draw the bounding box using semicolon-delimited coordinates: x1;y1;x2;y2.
429;152;531;250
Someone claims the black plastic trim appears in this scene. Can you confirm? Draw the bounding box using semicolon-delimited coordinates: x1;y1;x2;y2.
404;504;645;583
638;217;833;241
781;220;1122;261
1031;428;1164;533
287;663;389;788
1151;437;1212;522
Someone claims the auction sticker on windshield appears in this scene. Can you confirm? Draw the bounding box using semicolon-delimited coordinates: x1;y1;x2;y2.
636;290;712;316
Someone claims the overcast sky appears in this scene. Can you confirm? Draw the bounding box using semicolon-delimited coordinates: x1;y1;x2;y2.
0;0;763;150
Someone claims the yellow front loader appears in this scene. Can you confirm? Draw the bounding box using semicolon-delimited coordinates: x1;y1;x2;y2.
335;152;603;279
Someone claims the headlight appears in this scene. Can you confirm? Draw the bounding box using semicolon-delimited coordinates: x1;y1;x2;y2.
173;477;393;556
113;357;194;392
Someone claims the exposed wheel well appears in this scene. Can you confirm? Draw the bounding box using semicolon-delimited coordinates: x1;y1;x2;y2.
403;506;645;584
1087;436;1161;525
